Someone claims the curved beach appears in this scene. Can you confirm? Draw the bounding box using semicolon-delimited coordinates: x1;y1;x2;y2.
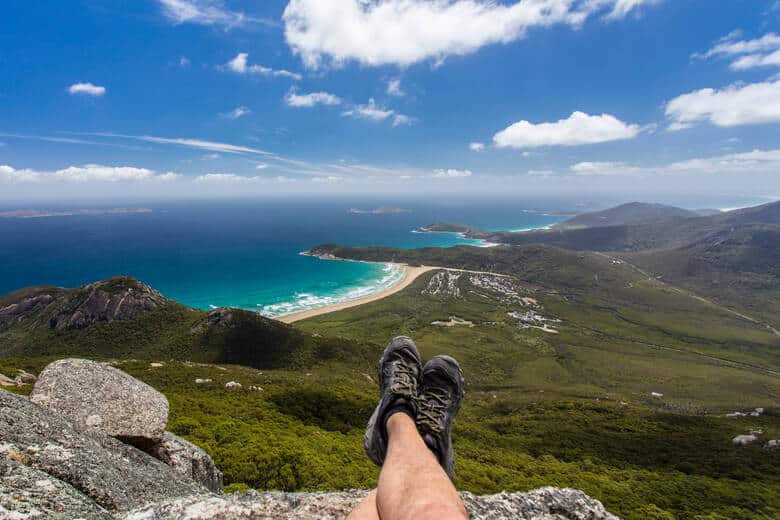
278;265;436;323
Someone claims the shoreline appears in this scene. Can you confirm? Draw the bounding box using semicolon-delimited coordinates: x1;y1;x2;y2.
277;264;437;323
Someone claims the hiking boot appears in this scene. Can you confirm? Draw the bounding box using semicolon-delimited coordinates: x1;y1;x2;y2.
415;355;465;479
364;336;422;467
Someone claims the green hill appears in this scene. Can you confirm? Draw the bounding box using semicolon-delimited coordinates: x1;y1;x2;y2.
0;276;370;369
554;202;701;230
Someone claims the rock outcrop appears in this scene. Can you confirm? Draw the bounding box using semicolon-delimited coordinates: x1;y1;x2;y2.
50;277;167;331
0;277;166;332
117;488;619;520
733;434;758;445
148;433;223;493
0;389;204;513
0;456;113;519
30;358;169;447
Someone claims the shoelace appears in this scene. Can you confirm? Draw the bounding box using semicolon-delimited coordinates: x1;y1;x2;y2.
415;387;449;434
388;361;417;397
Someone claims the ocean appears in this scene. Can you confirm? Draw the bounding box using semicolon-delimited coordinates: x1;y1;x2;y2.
0;198;572;317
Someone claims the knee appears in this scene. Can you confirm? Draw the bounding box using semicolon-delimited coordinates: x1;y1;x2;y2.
408;502;468;520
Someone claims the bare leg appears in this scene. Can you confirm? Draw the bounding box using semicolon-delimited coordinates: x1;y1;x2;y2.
376;413;468;520
346;489;380;520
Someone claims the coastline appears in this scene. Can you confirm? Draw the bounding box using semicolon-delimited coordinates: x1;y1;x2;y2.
278;264;436;323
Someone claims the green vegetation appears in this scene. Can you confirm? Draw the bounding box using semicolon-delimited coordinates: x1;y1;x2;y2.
3;202;780;518
6;352;778;519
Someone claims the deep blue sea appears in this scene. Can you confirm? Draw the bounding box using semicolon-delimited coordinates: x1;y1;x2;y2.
0;198;569;317
0;195;761;317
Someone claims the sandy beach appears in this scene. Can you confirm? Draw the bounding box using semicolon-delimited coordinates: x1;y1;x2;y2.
278;264;437;323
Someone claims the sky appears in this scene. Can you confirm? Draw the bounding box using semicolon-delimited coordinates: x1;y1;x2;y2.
2;0;780;202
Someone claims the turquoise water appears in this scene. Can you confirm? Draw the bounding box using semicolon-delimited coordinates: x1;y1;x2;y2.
0;199;565;317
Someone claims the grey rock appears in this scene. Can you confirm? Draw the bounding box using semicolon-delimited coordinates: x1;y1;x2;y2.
30;358;169;447
0;292;57;328
0;456;112;519
733;434;758;445
422;270;462;298
0;277;165;332
765;439;780;449
225;381;242;389
0;388;204;512
50;278;167;331
206;308;235;328
118;487;618;520
149;433;223;493
0;373;15;387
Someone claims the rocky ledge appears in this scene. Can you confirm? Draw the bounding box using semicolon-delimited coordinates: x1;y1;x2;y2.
1;359;618;519
118;488;618;520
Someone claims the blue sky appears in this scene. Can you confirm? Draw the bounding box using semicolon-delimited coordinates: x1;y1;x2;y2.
2;0;780;202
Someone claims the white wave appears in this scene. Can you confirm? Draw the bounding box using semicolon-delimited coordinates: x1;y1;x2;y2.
509;224;554;232
259;263;405;318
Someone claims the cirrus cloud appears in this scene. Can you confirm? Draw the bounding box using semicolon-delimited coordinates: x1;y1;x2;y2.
493;111;641;149
221;106;251;119
696;31;780;70
157;0;274;29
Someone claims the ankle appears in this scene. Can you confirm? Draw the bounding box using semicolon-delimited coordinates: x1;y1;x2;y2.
386;410;416;434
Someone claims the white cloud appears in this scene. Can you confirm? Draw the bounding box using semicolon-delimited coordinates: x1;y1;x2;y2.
312;175;344;183
135;135;271;154
392;114;415;127
469;142;485;152
665;80;780;130
194;173;257;183
342;98;393;121
256;163;269;169
570;161;642;176
283;0;659;69
386;78;404;96
433;168;473;178
221;106;251;119
604;0;660;20
226;53;302;80
493;111;641;149
284;89;342;107
157;0;261;28
696;31;780;70
179;56;191;67
341;98;413;126
68;82;106;96
570;149;780;176
0;164;180;184
193;172;295;184
731;49;780;70
75;132;273;155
